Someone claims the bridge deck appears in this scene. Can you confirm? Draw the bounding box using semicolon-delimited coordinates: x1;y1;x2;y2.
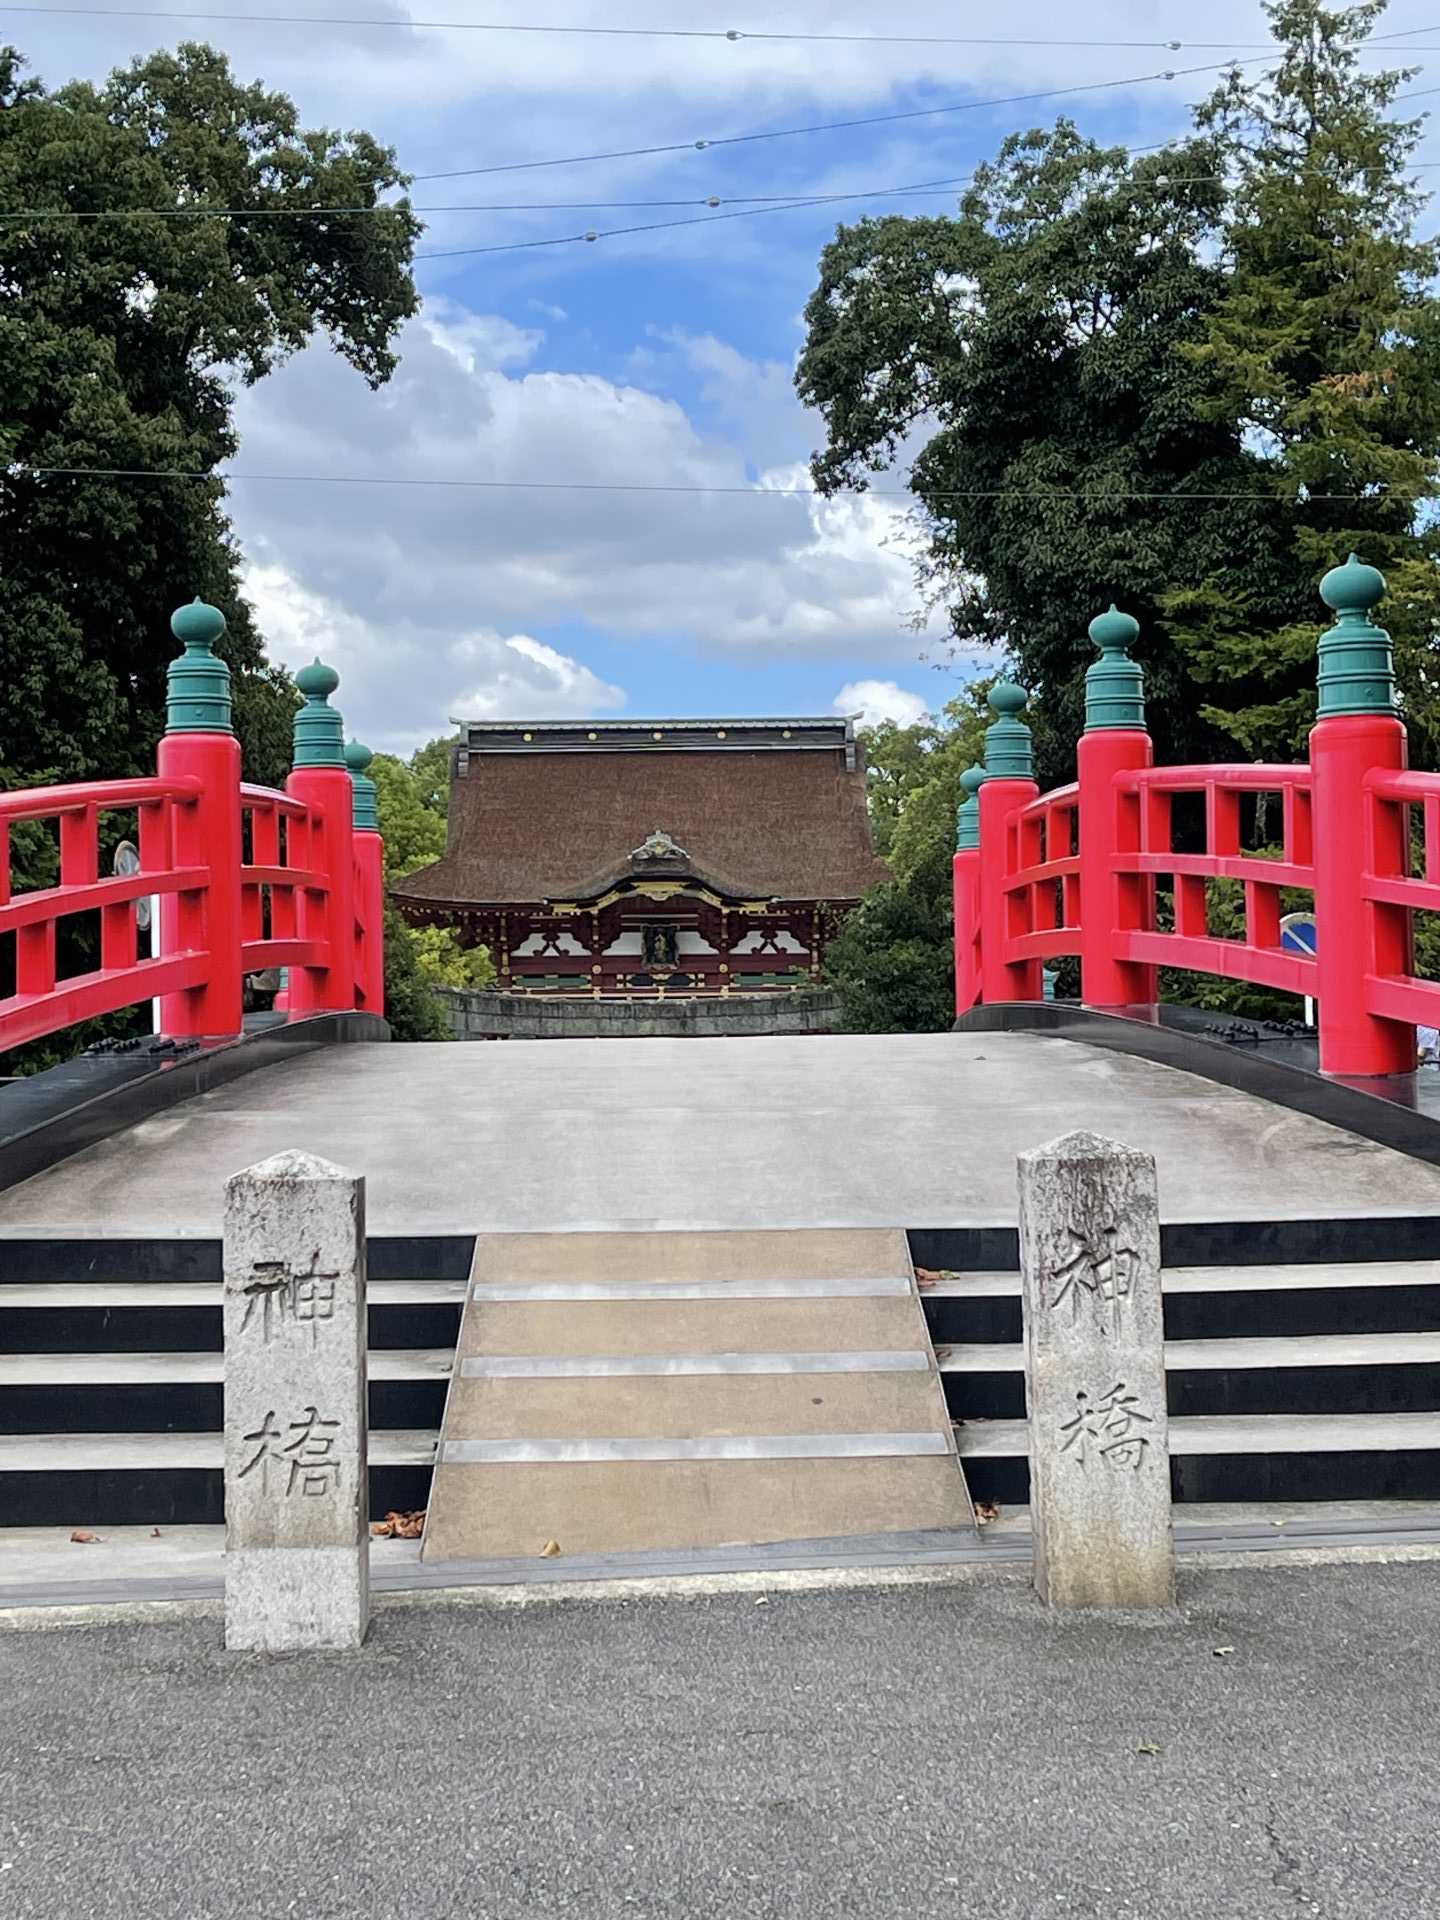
1;1032;1437;1236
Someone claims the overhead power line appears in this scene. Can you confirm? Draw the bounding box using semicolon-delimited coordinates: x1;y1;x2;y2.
11;5;1440;51
408;56;1274;183
19;159;1440;229
12;466;1434;505
5;83;1438;257
15;98;1440;230
0;6;1289;48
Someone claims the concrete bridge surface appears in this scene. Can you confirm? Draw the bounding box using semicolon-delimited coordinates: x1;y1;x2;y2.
1;1031;1435;1236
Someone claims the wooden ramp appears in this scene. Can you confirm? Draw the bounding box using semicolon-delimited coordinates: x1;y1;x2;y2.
422;1229;973;1561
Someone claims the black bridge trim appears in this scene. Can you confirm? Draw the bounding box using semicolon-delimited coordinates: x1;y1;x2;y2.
955;1001;1440;1172
0;1012;390;1198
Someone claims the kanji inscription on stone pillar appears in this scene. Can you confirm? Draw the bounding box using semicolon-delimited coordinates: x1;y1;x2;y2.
1018;1129;1175;1609
223;1150;369;1650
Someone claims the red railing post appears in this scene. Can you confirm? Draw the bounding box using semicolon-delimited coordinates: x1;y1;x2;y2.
345;739;386;1017
952;764;984;1017
1309;556;1414;1077
156;599;243;1040
1077;606;1157;1012
978;683;1043;1004
285;660;357;1017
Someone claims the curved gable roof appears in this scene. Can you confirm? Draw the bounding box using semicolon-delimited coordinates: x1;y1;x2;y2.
391;731;888;908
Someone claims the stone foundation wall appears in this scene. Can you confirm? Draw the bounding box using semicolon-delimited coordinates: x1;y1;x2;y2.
438;987;842;1040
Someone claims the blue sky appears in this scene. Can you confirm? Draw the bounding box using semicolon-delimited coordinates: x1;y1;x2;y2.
13;1;1440;751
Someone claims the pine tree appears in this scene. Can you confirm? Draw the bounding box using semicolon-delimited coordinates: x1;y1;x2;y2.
1166;0;1440;759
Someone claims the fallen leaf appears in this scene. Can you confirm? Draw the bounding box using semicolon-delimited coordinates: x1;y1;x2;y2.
540;1539;561;1558
370;1510;426;1540
914;1267;941;1291
1213;1646;1236;1658
69;1529;101;1545
975;1501;1002;1523
1136;1742;1162;1757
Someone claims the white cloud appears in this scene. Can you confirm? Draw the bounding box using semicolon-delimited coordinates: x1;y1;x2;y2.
449;633;626;722
242;560;626;753
422;297;543;372
20;3;1320;231
226;303;934;743
834;679;930;728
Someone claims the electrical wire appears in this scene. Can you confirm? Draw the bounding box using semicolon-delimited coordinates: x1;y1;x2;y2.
16;123;1440;230
10;4;1440;51
0;5;1293;48
10;466;1433;504
408;56;1271;181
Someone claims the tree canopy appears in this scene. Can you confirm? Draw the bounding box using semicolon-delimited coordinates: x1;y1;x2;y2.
0;40;420;792
797;0;1440;788
825;689;990;1032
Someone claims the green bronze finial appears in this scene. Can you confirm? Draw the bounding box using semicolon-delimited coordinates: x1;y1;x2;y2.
1316;553;1395;718
345;737;379;831
984;681;1033;780
165;597;233;734
1084;604;1147;731
292;657;345;768
956;764;987;851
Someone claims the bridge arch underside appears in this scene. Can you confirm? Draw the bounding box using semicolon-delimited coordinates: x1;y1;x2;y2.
1;1031;1437;1238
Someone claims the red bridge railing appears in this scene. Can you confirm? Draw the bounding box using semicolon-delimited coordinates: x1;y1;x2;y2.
954;558;1431;1080
0;601;385;1059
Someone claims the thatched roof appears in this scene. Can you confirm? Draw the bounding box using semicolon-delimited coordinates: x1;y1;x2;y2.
391;718;887;908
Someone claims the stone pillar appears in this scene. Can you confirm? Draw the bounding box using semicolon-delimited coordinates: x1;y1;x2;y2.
224;1151;369;1650
1018;1129;1174;1609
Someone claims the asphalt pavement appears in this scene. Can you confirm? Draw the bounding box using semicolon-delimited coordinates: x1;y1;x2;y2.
2;1560;1438;1919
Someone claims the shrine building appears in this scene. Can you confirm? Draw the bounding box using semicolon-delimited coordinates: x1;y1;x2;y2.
390;717;886;1001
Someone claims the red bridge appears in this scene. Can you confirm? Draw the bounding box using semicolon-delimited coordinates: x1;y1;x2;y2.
1;601;385;1056
953;553;1436;1080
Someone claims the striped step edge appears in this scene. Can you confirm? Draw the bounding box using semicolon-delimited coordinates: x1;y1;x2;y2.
0;1349;454;1386
0;1279;469;1309
925;1262;1440;1299
937;1332;1440;1373
0;1430;439;1470
955;1411;1440;1458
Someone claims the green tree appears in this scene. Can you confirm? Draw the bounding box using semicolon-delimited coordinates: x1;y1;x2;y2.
796;1;1440;786
0;40;420;794
826;687;990;1032
858;715;943;858
1165;0;1440;759
408;734;457;818
372;737;495;1039
410;925;496;992
797;121;1247;786
380;902;450;1043
824;882;956;1034
372;751;447;880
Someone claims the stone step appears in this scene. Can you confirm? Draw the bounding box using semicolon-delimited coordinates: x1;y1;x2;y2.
0;1429;439;1471
938;1332;1440;1373
954;1411;1440;1458
924;1261;1440;1299
425;1228;973;1560
0;1349;453;1387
